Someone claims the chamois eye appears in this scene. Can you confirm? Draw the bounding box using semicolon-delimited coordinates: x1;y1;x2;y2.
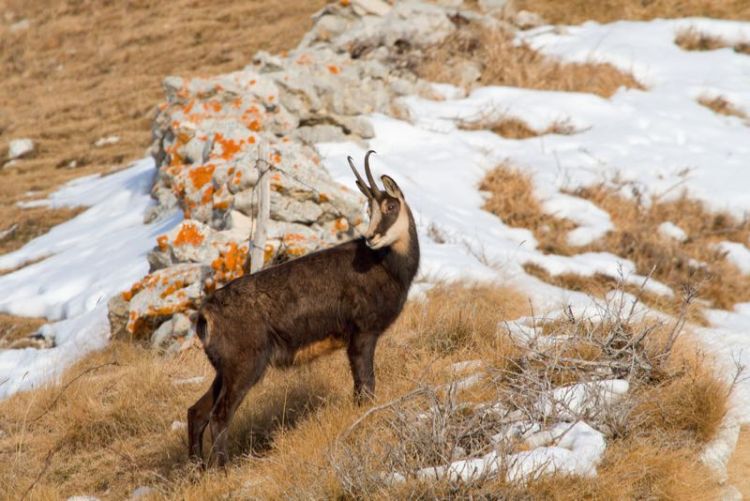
386;201;398;213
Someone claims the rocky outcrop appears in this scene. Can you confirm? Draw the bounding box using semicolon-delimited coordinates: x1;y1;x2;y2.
111;0;503;351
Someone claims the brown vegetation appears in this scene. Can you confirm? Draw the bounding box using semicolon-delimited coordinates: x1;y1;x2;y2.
675;28;750;55
575;184;750;311
480;165;750;314
479;163;577;254
0;313;46;349
460;115;577;139
0;283;728;499
515;0;750;24
418;26;643;97
729;427;750;497
0;0;327;252
698;95;749;119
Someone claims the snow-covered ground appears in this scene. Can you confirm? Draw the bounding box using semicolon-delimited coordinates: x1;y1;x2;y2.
319;18;750;423
0;159;181;398
0;11;748;483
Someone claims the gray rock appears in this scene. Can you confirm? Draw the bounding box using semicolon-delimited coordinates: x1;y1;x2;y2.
352;0;392;17
295;124;349;144
150;318;174;349
107;294;131;341
454;60;482;88
720;485;742;501
270;191;324;224
130;486;156;499
8;138;34;160
478;0;509;13
513;10;546;30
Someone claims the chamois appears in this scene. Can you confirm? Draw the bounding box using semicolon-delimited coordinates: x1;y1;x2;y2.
187;151;420;467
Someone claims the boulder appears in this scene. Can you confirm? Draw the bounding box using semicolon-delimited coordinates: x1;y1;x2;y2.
7;138;34;160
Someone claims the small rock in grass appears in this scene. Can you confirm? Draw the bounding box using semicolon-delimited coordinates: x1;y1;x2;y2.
130;486;155;499
478;0;509;13
351;0;392;17
513;10;545;30
658;221;688;242
8;138;34;160
67;496;101;501
94;135;120;147
10;19;30;32
170;420;187;432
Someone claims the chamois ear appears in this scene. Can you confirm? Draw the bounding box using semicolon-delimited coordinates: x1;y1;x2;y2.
381;175;403;199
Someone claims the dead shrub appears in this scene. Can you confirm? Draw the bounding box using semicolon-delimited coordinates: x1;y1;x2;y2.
514;0;750;23
522;263;708;325
419;26;643;97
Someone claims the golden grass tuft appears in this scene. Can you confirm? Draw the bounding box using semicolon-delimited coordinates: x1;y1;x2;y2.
514;0;750;24
480;164;577;255
698;95;749;119
675;28;750;55
419;27;643;97
461;115;577;139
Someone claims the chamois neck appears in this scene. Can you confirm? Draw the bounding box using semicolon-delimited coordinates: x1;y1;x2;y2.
383;206;420;287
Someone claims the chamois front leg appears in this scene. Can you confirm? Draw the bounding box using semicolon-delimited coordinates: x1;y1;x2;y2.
347;333;378;404
187;375;223;467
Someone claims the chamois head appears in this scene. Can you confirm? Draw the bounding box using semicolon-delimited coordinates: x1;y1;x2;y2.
348;150;412;252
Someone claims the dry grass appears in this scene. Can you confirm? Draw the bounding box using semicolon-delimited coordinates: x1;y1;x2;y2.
575;184;750;311
698;95;749;119
514;0;750;24
0;206;84;256
480;164;577;255
0;282;730;499
0;313;46;349
729;426;750;497
480;164;750;314
418;26;643;97
0;0;327;252
675;28;750;55
460;115;577;139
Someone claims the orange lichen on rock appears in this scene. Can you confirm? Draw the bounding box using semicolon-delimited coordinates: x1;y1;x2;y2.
188;164;216;190
327;64;341;74
201;185;214;204
173;222;205;246
214;133;244;160
160;280;186;299
211;242;248;284
272;152;282;164
156;235;169;251
334;218;349;232
248;119;262;132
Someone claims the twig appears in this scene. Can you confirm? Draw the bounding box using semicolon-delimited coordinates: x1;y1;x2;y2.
338;387;430;442
30;361;119;423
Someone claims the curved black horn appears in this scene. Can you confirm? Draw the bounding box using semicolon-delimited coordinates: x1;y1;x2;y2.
348;155;371;197
364;150;381;195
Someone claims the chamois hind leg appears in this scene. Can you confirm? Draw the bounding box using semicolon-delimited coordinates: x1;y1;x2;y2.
208;349;270;467
187;374;222;466
347;333;378;405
